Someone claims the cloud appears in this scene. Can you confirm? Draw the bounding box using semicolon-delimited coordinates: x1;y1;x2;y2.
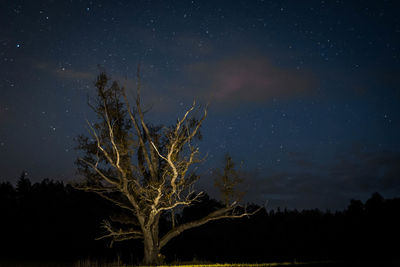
329;148;400;194
184;56;316;106
54;68;94;81
243;147;400;210
32;61;95;82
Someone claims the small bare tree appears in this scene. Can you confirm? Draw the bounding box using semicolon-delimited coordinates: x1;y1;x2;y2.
214;154;245;207
75;70;259;265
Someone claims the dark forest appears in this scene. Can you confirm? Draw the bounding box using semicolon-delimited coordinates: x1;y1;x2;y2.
0;173;399;265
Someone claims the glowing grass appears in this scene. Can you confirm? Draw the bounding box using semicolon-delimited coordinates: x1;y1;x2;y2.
137;261;335;267
0;260;339;267
70;260;336;267
145;264;291;267
140;264;289;267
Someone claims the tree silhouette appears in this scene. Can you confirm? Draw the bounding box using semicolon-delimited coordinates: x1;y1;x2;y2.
214;154;245;207
74;70;259;264
16;171;31;196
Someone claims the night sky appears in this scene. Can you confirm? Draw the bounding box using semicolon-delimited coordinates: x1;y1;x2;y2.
1;0;399;210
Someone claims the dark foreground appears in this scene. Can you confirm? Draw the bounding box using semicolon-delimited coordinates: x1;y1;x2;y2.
1;180;400;265
0;260;399;267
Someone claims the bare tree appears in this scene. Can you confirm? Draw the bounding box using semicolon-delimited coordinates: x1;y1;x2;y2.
214;154;245;207
75;70;259;265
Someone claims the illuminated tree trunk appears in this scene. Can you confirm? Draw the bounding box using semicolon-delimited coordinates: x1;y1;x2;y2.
143;224;161;265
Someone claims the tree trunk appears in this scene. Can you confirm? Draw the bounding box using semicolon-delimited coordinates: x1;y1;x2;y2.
143;229;161;265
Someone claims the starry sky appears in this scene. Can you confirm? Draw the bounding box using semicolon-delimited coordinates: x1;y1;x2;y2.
1;0;399;210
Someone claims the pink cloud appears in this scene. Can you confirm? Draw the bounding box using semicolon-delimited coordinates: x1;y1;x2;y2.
186;56;316;105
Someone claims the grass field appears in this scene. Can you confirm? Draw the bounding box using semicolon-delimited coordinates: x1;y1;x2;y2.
0;260;399;267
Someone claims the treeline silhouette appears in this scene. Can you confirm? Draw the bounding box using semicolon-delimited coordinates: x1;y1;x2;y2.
0;173;399;264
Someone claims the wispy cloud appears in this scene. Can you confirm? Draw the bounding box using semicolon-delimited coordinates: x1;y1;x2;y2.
54;68;94;81
184;56;316;106
244;147;400;210
32;61;95;82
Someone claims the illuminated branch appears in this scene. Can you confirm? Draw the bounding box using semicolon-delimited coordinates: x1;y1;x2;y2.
103;102;122;175
122;89;157;180
156;191;203;213
96;220;143;247
85;120;118;172
79;158;119;187
160;205;262;249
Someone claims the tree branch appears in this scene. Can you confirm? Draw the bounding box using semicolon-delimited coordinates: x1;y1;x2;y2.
160;205;262;249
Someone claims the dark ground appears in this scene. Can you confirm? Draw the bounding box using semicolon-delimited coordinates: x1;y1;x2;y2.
1;178;399;265
0;260;400;267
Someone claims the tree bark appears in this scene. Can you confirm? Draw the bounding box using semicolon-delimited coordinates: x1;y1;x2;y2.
142;227;161;265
